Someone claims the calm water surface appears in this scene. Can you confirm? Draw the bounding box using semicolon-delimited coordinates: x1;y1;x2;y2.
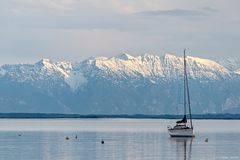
0;119;239;160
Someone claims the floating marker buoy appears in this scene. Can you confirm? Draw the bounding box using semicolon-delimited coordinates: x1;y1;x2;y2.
75;135;78;139
101;140;104;144
18;134;21;137
66;136;69;140
205;138;208;142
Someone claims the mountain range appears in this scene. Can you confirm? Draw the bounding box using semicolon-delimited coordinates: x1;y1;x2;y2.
1;53;240;114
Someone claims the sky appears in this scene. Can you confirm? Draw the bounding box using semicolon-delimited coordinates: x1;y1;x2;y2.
1;0;240;64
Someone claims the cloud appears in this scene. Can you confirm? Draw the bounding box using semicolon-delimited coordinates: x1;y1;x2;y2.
136;9;208;17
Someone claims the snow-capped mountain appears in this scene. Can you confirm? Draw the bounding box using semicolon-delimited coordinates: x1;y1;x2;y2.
1;59;71;82
79;53;231;82
0;53;240;114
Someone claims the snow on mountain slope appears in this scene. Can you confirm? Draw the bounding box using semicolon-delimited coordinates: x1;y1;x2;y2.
218;57;240;71
34;59;72;77
235;68;240;75
0;59;72;82
186;56;230;80
65;71;88;91
114;53;135;60
0;68;6;76
79;53;231;81
0;53;235;87
89;53;165;79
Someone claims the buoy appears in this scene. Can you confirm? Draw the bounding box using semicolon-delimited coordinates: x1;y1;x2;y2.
205;138;208;142
101;140;104;144
18;134;21;137
75;135;78;139
66;136;69;140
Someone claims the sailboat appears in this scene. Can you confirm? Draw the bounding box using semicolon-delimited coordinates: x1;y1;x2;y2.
168;50;194;137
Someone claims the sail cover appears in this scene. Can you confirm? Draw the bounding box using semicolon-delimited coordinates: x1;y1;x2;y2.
176;115;187;124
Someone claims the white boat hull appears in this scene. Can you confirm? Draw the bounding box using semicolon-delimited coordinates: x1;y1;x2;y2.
168;128;194;137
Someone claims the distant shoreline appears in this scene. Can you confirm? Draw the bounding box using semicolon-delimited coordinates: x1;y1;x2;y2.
0;113;240;120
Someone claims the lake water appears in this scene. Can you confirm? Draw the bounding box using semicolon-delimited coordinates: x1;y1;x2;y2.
0;119;239;160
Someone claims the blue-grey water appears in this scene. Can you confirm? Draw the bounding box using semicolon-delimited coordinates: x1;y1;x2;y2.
0;119;239;160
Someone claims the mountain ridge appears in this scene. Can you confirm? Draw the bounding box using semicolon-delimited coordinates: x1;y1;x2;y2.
0;53;240;115
0;53;235;81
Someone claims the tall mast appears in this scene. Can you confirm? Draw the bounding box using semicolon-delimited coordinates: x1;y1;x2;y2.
183;50;187;117
184;49;193;129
